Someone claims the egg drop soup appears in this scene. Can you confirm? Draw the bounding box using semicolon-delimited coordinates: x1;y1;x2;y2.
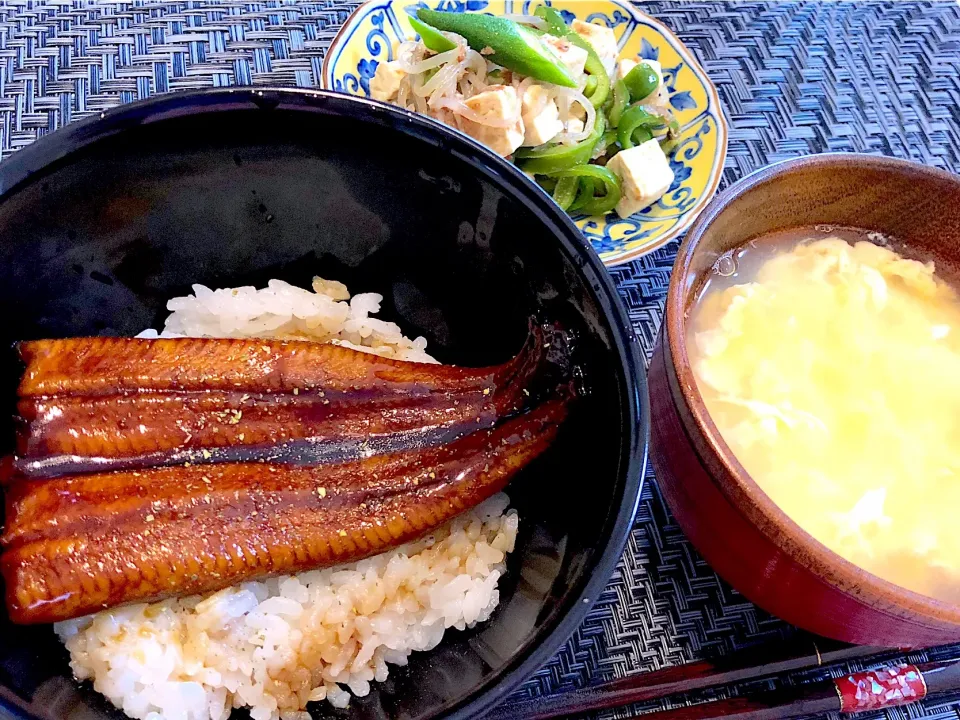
688;228;960;604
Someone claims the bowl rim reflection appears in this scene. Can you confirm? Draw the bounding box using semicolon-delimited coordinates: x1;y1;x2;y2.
0;88;649;720
666;152;960;624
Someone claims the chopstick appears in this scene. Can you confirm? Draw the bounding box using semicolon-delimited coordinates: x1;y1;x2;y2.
486;637;892;720
623;659;960;720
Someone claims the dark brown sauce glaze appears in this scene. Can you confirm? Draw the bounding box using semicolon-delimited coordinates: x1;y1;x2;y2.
2;321;574;623
2;396;568;624
14;323;552;478
16;334;525;398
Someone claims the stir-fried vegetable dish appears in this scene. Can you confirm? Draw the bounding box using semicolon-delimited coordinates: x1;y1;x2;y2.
371;8;686;219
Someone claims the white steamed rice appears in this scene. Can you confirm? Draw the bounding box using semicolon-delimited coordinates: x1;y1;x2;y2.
55;277;519;720
137;276;436;364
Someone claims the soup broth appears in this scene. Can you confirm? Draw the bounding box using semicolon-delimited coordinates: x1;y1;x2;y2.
688;227;960;604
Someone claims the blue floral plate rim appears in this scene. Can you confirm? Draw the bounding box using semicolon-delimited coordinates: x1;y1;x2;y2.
321;0;728;267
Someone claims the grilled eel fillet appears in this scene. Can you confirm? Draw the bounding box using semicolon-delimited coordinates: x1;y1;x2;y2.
14;331;545;478
17;336;532;398
2;398;566;624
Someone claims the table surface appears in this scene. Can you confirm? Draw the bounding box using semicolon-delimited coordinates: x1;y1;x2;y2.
0;1;959;719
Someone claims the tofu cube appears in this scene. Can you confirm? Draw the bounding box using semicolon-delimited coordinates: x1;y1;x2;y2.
605;139;675;218
461;86;525;157
572;19;619;76
616;58;638;81
521;85;563;146
565;117;585;135
370;60;405;102
542;34;589;79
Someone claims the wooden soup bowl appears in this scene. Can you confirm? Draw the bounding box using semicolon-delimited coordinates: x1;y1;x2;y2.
650;154;960;647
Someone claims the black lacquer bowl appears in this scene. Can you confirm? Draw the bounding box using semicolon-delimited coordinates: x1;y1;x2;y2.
0;89;646;720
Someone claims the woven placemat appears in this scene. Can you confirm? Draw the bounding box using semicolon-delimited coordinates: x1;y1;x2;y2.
0;1;959;718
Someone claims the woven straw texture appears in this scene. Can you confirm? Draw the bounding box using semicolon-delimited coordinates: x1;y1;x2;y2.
0;1;959;719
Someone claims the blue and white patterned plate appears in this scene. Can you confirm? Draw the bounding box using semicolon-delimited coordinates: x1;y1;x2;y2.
321;0;728;266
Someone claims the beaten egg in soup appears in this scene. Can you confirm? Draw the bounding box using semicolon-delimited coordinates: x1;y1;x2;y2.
688;230;960;603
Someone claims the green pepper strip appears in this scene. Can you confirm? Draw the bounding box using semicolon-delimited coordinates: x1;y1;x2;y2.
597;129;619;157
409;16;458;53
659;135;680;155
607;78;629;127
537;175;558;193
552;176;579;210
533;7;567;41
623;62;660;103
582;53;611;108
617;104;662;149
534;6;610;108
514;113;605;175
549;164;621;216
568;177;596;213
416;9;577;87
632;127;654;146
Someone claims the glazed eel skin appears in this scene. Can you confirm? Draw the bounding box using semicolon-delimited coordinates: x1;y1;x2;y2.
3;328;570;624
2;398;566;624
17;336;531;398
15;331;545;478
